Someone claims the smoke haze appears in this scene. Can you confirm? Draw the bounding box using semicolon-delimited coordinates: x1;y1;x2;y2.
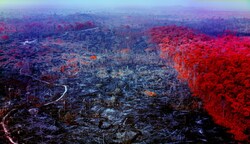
0;0;249;11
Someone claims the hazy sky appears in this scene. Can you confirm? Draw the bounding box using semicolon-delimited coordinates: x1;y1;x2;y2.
0;0;249;11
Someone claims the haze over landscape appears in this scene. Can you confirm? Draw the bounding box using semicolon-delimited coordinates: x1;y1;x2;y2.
0;0;249;11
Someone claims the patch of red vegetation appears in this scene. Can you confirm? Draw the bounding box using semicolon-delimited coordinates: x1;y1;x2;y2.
60;60;80;78
40;74;60;83
90;55;97;60
150;26;250;142
1;35;9;40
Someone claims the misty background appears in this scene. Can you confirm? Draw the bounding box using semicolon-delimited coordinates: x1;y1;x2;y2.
0;0;249;11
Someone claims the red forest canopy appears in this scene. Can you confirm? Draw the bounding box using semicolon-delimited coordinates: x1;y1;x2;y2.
150;25;250;142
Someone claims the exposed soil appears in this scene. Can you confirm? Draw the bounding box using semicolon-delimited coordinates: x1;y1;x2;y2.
0;41;236;144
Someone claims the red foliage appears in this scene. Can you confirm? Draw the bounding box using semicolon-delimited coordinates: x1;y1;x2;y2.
0;22;5;33
40;74;59;83
90;55;97;60
1;35;9;40
75;21;95;30
60;58;80;78
0;27;4;32
150;26;250;142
